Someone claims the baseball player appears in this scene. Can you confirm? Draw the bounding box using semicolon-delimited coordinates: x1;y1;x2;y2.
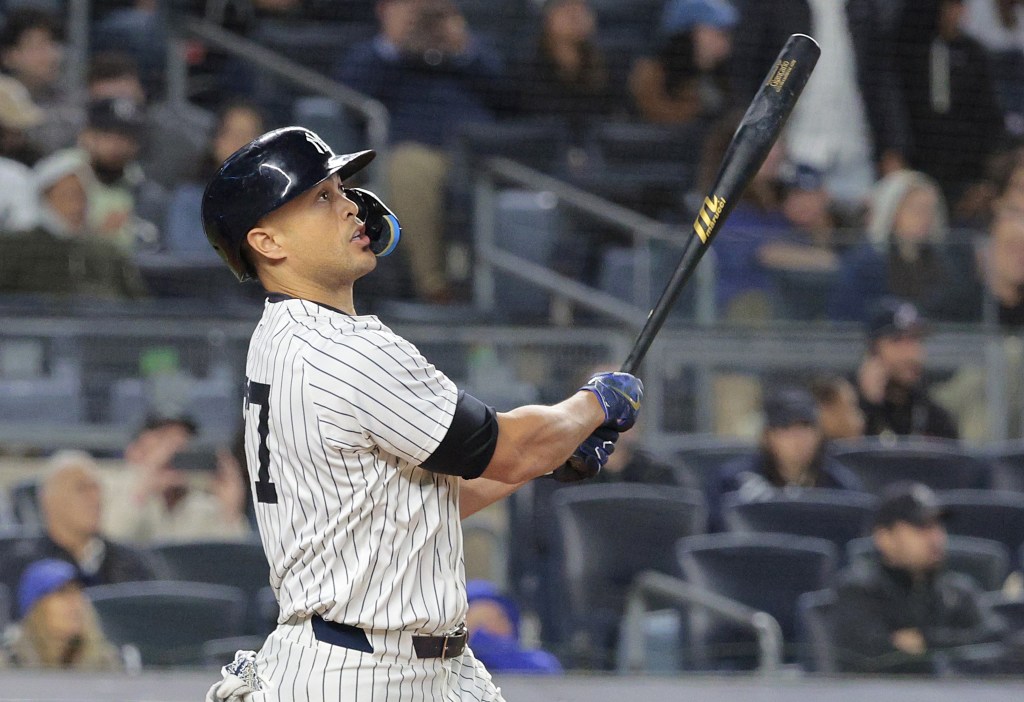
200;126;643;701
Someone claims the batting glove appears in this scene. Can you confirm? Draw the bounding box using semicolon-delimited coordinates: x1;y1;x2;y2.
580;371;644;431
551;427;619;482
205;650;266;702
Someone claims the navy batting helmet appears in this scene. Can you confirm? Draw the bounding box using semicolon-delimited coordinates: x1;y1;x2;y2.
202;126;381;282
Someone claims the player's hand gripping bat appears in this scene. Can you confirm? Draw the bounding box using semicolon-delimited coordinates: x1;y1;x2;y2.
556;34;821;482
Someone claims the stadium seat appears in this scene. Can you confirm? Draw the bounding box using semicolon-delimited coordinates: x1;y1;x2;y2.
983;440;1024;491
86;581;247;667
0;582;9;632
847;535;1010;592
0;360;84;425
149;540;271;635
939;490;1024;570
552;483;707;669
7;479;41;530
722;489;878;560
829;438;992;495
597;241;701;325
982;592;1024;630
653;436;758;491
676;532;837;670
292;97;364;154
163;184;223;260
795;589;837;673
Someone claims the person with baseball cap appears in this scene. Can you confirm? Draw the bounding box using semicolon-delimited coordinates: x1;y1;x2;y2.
854;298;959;439
831;482;1009;674
706;385;863;531
0;558;120;670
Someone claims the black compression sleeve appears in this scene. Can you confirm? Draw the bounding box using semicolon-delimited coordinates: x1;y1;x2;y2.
420;390;498;480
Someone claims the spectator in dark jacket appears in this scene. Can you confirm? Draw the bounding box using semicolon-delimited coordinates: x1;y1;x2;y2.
855;299;959;439
832;482;1009;674
707;385;864;531
2;451;158;621
511;0;615;131
894;0;1007;218
336;0;509;303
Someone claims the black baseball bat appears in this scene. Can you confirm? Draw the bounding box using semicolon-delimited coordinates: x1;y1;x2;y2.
620;33;821;375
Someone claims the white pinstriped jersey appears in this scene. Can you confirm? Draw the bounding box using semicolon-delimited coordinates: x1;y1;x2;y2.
243;296;467;634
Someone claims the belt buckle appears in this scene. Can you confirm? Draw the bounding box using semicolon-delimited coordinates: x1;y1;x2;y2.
441;623;467;660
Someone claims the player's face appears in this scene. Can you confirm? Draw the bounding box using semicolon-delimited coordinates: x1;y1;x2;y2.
261;174;376;287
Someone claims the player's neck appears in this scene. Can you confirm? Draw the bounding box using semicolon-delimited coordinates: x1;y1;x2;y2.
266;281;357;316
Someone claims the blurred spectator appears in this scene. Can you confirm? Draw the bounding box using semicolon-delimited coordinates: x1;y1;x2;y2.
163;100;266;256
510;0;615;130
756;163;843;280
32;451;158;584
963;0;1024;131
832;482;1009;674
1;452;158;617
0;559;121;670
0;8;80;154
855;299;959;439
706;386;864;531
700;111;789;320
894;0;1006;219
829;170;954;322
0;148;148;298
102;416;251;544
465;579;563;674
336;0;509;303
586;424;677;486
810;375;867;441
77;96;164;251
932;210;1024;439
87;51;211;190
90;0;168;100
627;0;736;125
989;145;1024;215
197;100;267;181
0;75;44;230
731;0;903;207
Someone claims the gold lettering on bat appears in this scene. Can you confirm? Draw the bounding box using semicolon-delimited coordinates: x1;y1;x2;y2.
694;195;727;243
769;59;796;92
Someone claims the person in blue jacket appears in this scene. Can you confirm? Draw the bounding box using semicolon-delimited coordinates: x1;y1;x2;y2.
465;579;563;674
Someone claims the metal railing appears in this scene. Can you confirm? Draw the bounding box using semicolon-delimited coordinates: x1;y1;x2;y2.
165;17;389;193
473;157;717;327
619;570;784;674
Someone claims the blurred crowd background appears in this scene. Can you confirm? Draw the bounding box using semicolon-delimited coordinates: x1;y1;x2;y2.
3;0;1024;684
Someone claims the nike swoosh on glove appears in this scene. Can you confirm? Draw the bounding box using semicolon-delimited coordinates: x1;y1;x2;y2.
579;371;644;430
551;426;619;482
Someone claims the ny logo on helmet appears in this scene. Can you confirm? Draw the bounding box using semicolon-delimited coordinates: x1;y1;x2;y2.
304;132;332;156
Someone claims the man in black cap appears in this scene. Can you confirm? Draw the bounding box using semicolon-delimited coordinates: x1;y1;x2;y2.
706;385;863;531
77;95;164;250
855;298;958;439
832;482;1008;674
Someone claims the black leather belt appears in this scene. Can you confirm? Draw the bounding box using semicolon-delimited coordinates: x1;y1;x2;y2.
311;615;468;660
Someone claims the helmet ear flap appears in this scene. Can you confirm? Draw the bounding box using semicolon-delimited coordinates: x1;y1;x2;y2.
345;187;401;257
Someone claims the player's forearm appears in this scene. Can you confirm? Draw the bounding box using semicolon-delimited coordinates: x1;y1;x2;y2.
459;476;527;519
481;392;603;484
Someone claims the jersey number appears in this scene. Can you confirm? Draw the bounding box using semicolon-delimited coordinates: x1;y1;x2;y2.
245;378;278;504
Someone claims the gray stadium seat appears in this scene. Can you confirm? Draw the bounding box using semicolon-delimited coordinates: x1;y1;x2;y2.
830;438;992;495
676;532;837;670
722;489;878;560
939;490;1024;570
552;483;707;669
149;539;271;635
86;581;247;667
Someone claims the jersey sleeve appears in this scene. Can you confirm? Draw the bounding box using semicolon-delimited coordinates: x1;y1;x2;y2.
305;329;458;465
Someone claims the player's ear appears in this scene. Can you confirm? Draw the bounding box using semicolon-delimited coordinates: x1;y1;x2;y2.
246;226;286;265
